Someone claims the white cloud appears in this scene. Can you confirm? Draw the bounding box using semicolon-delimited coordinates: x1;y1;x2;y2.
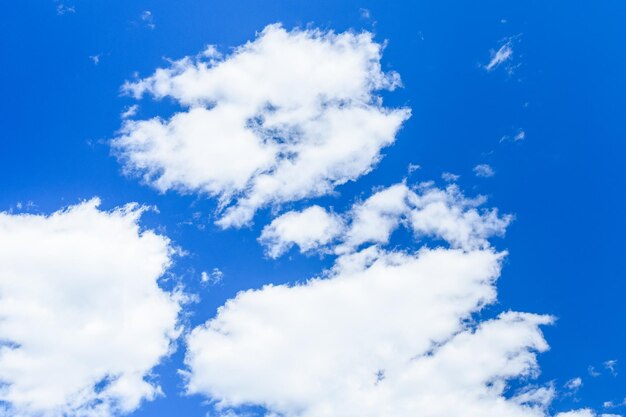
605;359;618;376
185;240;560;417
140;11;155;29
201;268;224;286
185;178;592;417
121;104;139;119
555;411;594;417
589;365;601;377
474;163;495;178
259;205;344;258
564;377;583;391
337;183;412;252
407;163;421;173
0;199;182;417
56;3;75;15
485;41;513;71
261;183;511;257
441;172;460;182
112;24;410;228
501;129;526;143
89;54;102;65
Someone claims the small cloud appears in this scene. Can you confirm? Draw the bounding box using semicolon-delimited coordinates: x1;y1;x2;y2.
89;54;102;65
564;377;583;392
588;365;601;377
441;172;460;182
501;19;508;24
121;104;139;119
408;163;421;174
201;268;224;286
604;398;626;409
141;10;156;29
485;42;513;71
201;45;222;60
359;8;371;20
484;35;522;74
500;129;526;143
473;164;495;178
56;3;75;15
605;360;618;376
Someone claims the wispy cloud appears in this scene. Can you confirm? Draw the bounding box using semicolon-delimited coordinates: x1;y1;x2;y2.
484;35;522;74
201;268;224;285
141;10;156;29
442;172;460;182
89;54;102;65
501;129;526;143
564;377;583;393
55;3;75;15
605;359;618;376
408;163;421;173
485;42;513;71
121;104;139;119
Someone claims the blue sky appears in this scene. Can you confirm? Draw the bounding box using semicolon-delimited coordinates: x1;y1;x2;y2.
1;1;625;417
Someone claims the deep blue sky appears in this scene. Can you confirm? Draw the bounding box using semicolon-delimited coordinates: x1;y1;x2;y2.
1;1;625;415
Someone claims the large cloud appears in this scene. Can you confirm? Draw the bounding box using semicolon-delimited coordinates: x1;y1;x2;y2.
184;183;597;417
112;24;410;228
0;200;182;417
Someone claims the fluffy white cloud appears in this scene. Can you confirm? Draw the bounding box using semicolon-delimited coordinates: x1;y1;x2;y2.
184;168;606;417
258;183;512;257
185;241;558;417
113;24;410;228
0;199;182;417
184;179;594;417
259;206;344;258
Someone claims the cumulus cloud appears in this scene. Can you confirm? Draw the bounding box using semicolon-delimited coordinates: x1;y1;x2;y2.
258;183;512;257
185;244;559;417
112;24;410;228
259;205;344;258
185;178;593;417
0;199;182;417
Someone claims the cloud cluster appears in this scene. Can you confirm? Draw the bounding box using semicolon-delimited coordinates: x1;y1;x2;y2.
185;181;598;417
186;232;553;417
0;200;182;417
113;24;410;228
259;183;512;258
